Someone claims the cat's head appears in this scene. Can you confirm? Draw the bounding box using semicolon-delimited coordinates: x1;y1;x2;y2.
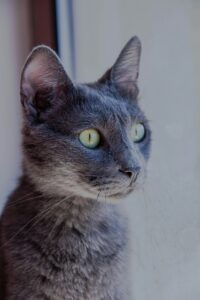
20;36;151;201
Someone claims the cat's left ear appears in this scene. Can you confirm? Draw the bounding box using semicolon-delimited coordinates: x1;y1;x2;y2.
20;45;74;121
99;36;141;100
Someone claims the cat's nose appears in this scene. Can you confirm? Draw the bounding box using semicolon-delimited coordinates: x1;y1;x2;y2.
119;166;140;180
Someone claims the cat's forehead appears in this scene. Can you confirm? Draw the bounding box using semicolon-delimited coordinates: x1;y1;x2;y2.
76;84;142;122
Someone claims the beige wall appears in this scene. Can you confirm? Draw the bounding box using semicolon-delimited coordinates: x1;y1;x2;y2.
72;0;200;299
0;0;31;210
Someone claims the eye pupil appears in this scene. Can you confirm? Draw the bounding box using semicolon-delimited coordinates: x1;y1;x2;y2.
131;123;145;143
79;129;100;149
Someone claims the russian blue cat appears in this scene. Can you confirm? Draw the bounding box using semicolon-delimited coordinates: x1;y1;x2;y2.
0;36;151;299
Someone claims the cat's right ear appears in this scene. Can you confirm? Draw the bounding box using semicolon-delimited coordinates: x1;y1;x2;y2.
98;36;141;101
20;45;74;121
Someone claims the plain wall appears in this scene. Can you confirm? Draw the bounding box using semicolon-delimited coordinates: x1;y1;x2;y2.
71;0;200;299
0;0;31;211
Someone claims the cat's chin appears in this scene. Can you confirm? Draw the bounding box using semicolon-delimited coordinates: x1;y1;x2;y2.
105;189;135;201
73;185;137;203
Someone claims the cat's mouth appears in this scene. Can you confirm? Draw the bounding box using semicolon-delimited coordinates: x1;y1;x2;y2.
87;178;137;200
76;170;142;200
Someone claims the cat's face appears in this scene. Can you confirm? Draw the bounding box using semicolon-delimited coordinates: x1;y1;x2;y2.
20;37;151;201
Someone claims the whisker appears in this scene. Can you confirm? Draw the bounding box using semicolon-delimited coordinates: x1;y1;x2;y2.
1;195;72;249
45;196;73;241
5;194;44;209
104;188;107;204
46;217;60;241
6;191;39;205
96;186;102;202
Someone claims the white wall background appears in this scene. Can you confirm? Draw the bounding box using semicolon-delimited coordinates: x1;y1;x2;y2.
0;1;200;299
0;0;31;211
70;0;200;299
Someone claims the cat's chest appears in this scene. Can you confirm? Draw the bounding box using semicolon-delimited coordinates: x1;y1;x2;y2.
39;223;127;300
49;220;127;266
50;233;126;299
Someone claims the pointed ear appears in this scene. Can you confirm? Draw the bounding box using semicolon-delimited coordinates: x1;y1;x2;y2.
20;45;74;120
99;36;141;99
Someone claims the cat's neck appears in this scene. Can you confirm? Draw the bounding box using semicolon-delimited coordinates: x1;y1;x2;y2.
14;175;120;232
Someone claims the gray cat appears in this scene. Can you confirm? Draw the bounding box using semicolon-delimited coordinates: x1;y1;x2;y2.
0;36;151;299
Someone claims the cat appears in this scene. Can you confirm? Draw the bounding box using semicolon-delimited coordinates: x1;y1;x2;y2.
0;36;151;300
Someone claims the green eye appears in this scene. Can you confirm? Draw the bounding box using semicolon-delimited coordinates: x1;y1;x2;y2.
79;129;100;149
131;123;145;143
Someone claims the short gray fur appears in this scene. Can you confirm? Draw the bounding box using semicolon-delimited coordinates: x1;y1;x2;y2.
0;36;151;300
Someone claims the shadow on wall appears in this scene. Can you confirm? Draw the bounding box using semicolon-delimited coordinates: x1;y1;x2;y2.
0;0;57;211
0;1;31;210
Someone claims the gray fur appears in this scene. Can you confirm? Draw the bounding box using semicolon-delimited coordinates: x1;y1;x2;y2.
0;36;151;299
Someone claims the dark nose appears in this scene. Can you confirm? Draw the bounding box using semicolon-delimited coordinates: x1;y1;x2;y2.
119;166;140;180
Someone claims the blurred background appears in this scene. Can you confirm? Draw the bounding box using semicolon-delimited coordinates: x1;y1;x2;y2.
0;0;200;299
